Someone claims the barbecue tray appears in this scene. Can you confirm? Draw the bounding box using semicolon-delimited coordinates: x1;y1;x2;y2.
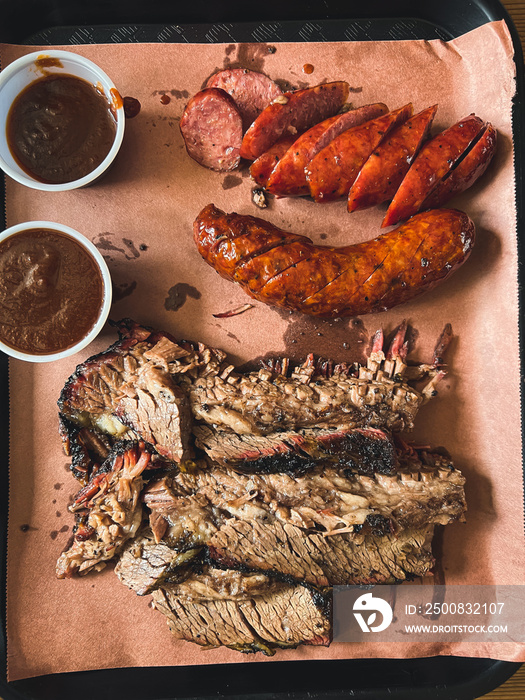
0;0;523;698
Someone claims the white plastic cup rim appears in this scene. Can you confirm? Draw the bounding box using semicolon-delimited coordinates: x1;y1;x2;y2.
0;221;113;363
0;49;125;191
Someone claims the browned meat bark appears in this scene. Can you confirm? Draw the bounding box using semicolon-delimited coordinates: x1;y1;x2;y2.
192;424;399;476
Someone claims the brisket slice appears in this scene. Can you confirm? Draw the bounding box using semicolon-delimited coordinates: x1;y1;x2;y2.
193;424;399;476
163;446;465;537
152;573;331;653
56;441;162;578
58;320;226;464
208;521;435;587
115;528;202;595
59;320;443;475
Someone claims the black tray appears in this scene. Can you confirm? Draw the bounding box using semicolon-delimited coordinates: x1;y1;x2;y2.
0;1;523;699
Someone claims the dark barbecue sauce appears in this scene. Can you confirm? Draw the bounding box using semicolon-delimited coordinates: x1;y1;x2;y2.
0;229;104;355
6;74;117;184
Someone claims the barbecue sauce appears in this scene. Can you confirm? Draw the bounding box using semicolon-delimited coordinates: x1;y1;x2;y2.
6;73;117;184
0;229;104;355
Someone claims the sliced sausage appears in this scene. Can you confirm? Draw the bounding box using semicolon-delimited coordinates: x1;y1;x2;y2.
305;104;413;203
347;104;437;213
382;114;485;227
240;81;350;161
206;68;283;131
194;204;475;318
421;124;497;209
180;88;243;172
249;134;300;188
265;102;389;196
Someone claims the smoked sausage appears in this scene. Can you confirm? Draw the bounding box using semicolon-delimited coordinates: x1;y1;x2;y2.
194;204;476;318
180;88;243;171
240;81;350;161
206;68;283;131
305;104;413;203
265;103;388;196
249;133;300;187
382;114;485;227
347;105;437;212
421;124;497;209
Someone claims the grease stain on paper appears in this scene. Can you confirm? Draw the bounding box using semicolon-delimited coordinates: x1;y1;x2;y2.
113;281;137;303
165;283;201;312
222;175;242;190
94;233;143;262
50;525;69;540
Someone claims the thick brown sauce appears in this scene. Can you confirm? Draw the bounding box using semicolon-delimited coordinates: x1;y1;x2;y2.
0;229;104;355
6;73;117;184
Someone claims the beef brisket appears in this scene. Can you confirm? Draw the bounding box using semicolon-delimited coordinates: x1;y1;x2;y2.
193;424;399;476
59;320;444;474
208;521;435;587
55;320;464;655
58;320;226;464
115;528;202;595
153;446;465;540
152;572;331;654
56;442;161;578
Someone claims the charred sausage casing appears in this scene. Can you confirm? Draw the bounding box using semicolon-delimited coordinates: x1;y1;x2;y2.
194;204;476;318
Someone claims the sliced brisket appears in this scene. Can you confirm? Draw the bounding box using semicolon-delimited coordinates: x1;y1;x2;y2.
115;528;202;595
59;320;444;474
208;521;435;587
58;320;226;464
152;572;331;653
56;441;161;578
193;424;399;476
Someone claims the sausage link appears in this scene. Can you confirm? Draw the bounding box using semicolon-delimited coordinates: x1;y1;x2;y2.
194;204;475;318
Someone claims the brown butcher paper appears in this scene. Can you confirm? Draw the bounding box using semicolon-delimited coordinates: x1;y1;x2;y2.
2;19;524;680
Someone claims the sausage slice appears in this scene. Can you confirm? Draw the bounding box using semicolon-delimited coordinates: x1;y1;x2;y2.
421;123;497;209
265;103;389;196
382;114;485;227
347;104;437;213
180;88;243;172
306;104;413;203
206;68;283;131
240;81;350;161
249;134;300;188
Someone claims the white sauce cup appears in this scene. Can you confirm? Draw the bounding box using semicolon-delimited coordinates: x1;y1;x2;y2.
0;221;112;363
0;50;125;191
